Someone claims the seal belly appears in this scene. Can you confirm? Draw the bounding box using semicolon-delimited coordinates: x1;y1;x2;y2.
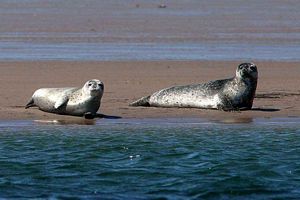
32;89;59;112
149;85;219;109
33;88;77;113
66;97;100;116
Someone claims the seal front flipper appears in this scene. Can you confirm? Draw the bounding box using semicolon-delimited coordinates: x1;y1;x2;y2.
129;95;151;107
217;95;239;112
84;112;96;119
54;96;69;109
217;104;240;112
25;98;35;109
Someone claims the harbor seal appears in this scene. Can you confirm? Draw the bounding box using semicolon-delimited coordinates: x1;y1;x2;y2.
25;79;104;119
130;63;258;111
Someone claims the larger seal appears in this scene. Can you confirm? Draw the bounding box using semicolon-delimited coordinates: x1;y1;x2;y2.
25;79;104;118
130;63;258;111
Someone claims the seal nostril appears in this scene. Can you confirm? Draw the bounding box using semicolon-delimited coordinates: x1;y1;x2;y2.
250;66;257;72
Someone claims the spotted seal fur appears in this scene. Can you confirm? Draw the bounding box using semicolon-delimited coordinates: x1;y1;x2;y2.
130;63;258;111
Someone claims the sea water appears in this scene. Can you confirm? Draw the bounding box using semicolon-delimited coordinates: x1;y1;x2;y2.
1;41;300;61
1;0;300;61
0;118;299;199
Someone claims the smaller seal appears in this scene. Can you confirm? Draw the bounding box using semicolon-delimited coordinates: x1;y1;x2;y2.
130;63;258;111
25;79;104;119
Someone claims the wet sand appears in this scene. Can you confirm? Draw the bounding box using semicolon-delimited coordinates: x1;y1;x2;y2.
0;61;299;121
1;0;299;44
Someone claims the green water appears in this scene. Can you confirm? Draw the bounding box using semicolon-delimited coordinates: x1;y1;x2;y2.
0;119;299;199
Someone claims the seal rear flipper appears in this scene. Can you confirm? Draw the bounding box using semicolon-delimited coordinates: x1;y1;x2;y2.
25;98;35;109
129;96;151;107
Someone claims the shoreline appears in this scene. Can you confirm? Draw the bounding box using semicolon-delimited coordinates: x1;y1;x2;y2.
1;117;300;126
1;60;299;121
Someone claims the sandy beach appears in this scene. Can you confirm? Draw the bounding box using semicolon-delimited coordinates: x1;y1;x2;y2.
0;1;300;121
0;60;299;121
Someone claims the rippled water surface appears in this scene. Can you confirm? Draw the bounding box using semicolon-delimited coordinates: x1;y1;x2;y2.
1;41;300;61
0;119;300;199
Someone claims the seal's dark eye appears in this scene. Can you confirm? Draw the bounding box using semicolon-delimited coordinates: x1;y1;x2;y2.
250;66;257;72
88;83;92;86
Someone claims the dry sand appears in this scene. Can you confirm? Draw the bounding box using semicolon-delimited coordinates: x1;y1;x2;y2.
0;61;299;121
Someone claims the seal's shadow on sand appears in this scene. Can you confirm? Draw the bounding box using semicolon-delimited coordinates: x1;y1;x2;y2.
34;113;122;125
95;113;122;119
83;112;122;119
251;108;280;112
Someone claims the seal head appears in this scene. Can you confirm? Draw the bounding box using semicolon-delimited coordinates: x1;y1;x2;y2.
236;62;258;80
82;79;104;98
